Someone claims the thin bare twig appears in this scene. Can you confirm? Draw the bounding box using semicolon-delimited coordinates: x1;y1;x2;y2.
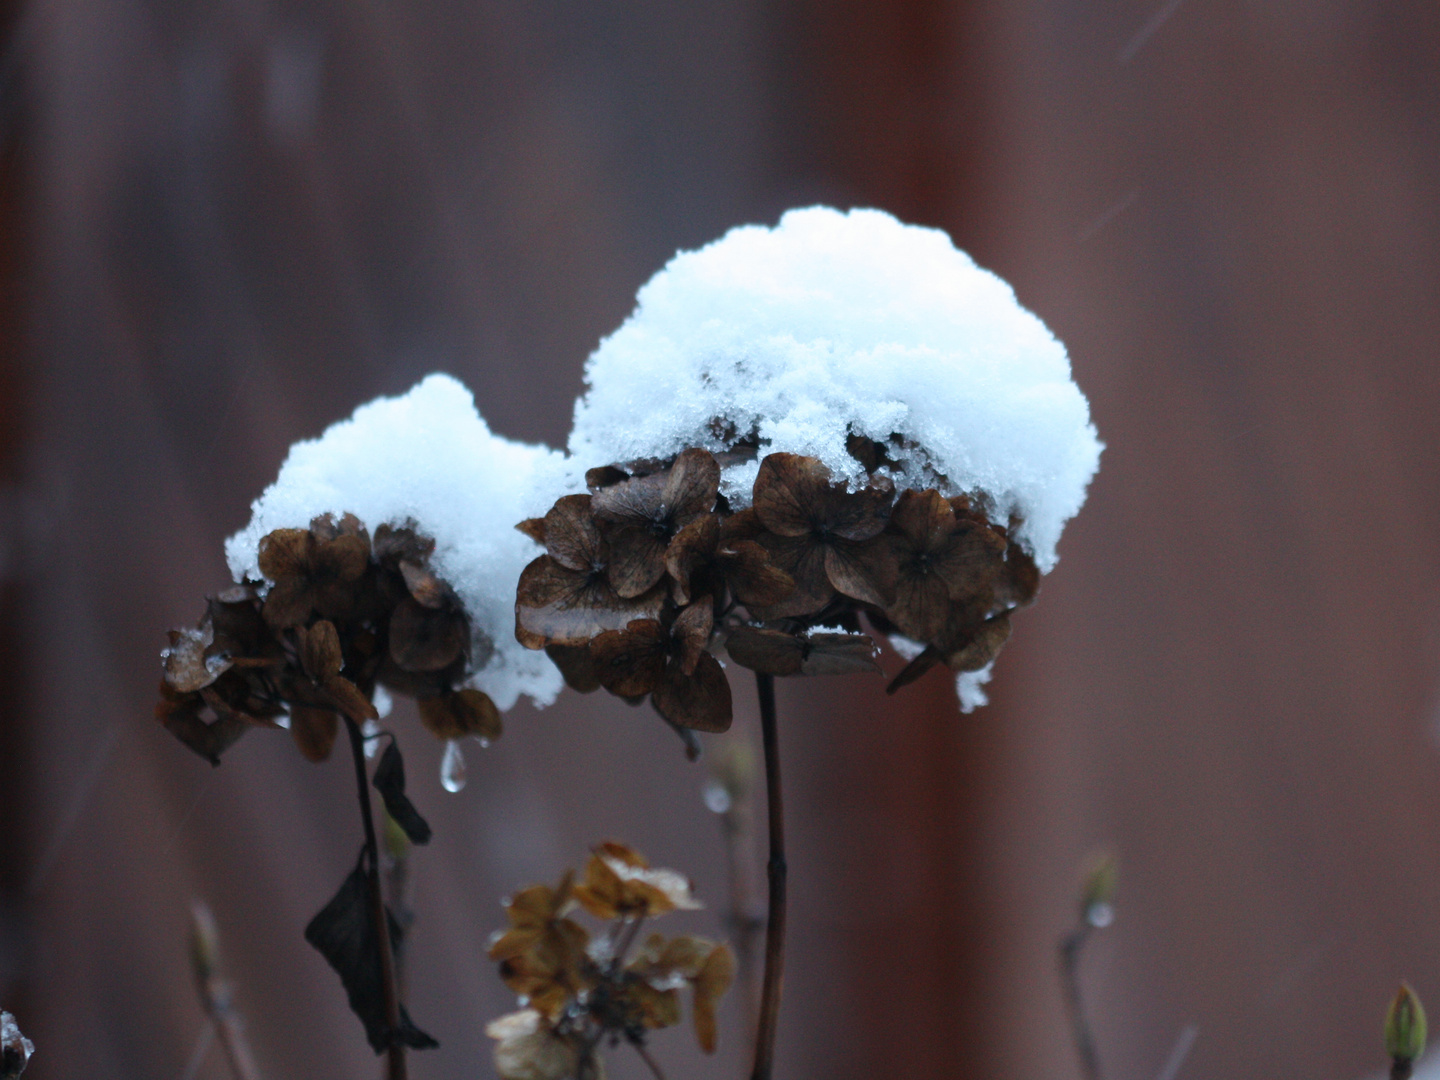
633;1041;669;1080
190;903;263;1080
748;673;786;1080
1059;924;1100;1080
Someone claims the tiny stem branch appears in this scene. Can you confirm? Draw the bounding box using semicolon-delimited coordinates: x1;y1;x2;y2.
1059;925;1100;1080
749;673;786;1080
344;716;406;1080
634;1041;669;1080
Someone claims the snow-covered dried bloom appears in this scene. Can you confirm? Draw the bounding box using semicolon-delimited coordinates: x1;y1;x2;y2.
227;374;569;711
569;205;1101;574
555;207;1101;710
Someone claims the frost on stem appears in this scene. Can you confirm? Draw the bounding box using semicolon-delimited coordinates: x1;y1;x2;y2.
486;843;735;1080
553;206;1101;711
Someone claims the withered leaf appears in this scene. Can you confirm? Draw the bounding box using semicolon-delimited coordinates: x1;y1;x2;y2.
590;621;668;697
418;689;501;743
372;740;432;845
304;855;439;1053
156;689;251;765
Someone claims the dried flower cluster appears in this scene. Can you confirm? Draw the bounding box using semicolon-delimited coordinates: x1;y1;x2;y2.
487;843;734;1080
515;437;1039;729
157;513;500;765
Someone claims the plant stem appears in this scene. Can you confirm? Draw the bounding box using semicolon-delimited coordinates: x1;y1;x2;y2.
634;1042;669;1080
749;673;786;1080
1059;926;1099;1080
344;716;406;1080
1392;1060;1414;1080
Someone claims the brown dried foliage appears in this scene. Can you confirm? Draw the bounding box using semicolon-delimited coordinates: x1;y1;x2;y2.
486;843;735;1080
514;440;1039;728
157;514;498;764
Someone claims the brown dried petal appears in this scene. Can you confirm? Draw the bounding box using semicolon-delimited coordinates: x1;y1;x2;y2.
400;560;454;609
661;448;721;525
418;689;502;742
751;453;831;538
604;526;668;599
157;692;251;764
164;625;227;693
653;652;732;733
753;533;832;618
998;544;1041;607
800;633;881;676
322;674;379;723
724;627;803;676
718;540;795;608
585;465;630;491
299;619;343;681
545;644;602;693
627;983;682;1030
665;515;719;606
515;556;665;649
390;597;467;672
941;613;1012;672
315;532;370;583
544;495;605;572
890;570;952;642
590;470;666;525
290;706;339;762
373;522;435;564
309;512;368;544
692;944;736;1053
515;517;547;545
889;488;950;545
261;576;314;629
590;621;668;697
672;600;713;676
824;538;897;607
257;528;312;579
825;477;894;543
487;1010;579;1080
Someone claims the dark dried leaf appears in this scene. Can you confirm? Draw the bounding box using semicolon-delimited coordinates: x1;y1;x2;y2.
720;539;795;608
261;576;313;629
725;627;878;677
604;526;668;599
662;448;721;525
304;856;438;1053
941;613;1012;672
418;689;502;742
373;740;432;845
672;600;713;676
800;633;881;676
723;626;803;676
515;517;548;544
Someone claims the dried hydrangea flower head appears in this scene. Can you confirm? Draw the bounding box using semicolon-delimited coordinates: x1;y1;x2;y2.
160;375;568;781
486;844;735;1080
526;206;1101;712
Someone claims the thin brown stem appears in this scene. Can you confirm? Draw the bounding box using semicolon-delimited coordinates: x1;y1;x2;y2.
633;1042;669;1080
344;716;406;1080
749;673;786;1080
1059;926;1100;1080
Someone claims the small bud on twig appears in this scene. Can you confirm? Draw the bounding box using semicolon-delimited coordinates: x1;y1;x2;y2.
1386;983;1427;1080
1079;850;1118;929
1;1011;34;1079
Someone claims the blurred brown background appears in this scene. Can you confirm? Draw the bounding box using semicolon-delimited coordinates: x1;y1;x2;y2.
4;0;1440;1077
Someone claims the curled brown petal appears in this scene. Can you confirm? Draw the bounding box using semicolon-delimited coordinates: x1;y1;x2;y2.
941;613;1012;672
824;538;897;608
720;540;795;608
323;674;379;723
164;625;226;693
514;517;547;544
299;619;343;682
723;626;803;676
515;556;666;648
390;596;467;671
545;643;602;693
605;528;668;599
672;599;714;676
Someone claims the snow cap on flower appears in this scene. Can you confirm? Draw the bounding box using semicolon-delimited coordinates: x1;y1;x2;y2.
568;206;1102;571
225;374;570;709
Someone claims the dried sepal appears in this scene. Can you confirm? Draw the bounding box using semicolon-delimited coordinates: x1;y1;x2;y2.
725;626;880;677
573;843;701;920
487;1010;582;1080
515;556;666;649
418;689;501;743
290;705;339;762
593;449;721;598
164;625;228;693
545;644;602;693
691;943;735;1053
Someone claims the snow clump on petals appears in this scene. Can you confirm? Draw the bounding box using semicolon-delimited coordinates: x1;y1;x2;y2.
225;374;572;710
568;205;1102;571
